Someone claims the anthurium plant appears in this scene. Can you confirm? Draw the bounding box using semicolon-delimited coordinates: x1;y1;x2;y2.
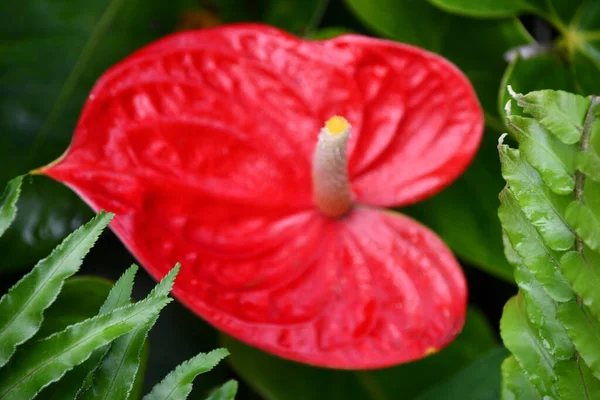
3;0;600;398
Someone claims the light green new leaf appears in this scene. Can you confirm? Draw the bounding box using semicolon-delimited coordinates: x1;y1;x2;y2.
81;265;180;400
560;250;600;320
514;265;574;360
144;349;229;400
0;176;22;238
205;380;238;400
509;88;591;144
500;295;558;398
0;295;170;400
555;358;600;400
507;116;577;195
0;211;113;367
501;355;541;400
565;207;600;253
499;144;574;250
499;188;573;301
557;301;600;381
577;150;600;182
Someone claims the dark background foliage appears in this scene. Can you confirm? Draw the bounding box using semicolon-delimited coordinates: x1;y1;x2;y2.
2;0;598;398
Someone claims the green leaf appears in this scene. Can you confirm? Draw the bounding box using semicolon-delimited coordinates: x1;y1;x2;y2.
144;348;229;400
306;27;353;40
0;175;22;238
557;301;600;381
507;116;577;195
499;143;574;251
36;268;137;399
205;380;238;400
501;355;541;400
344;0;532;122
565;180;600;252
508;88;591;144
499;188;573;301
224;308;497;400
427;0;535;17
514;265;574;360
81;264;180;400
576;150;600;182
0;295;170;399
555;358;600;400
35;276;113;339
0;0;193;269
0;211;113;367
415;347;509;400
499;294;558;398
560;250;600;320
499;54;576;123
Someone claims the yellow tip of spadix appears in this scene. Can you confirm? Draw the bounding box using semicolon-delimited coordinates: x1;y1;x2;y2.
326;116;349;135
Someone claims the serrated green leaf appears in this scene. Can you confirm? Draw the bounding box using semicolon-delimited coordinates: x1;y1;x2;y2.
205;380;238;400
0;211;113;368
499;144;575;250
501;355;541;400
555;358;600;400
557;301;600;381
509;88;591;144
0;295;170;400
499;188;573;301
144;348;229;400
81;264;180;400
507;116;577;195
0;175;22;238
560;250;600;320
515;265;574;360
500;295;558;398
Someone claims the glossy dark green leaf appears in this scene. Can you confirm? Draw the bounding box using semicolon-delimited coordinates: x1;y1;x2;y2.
555;358;600;400
501;355;541;400
344;0;532;124
224;308;497;400
499;143;574;250
405;132;512;281
0;175;22;238
205;380;238;400
81;265;180;400
0;0;193;269
508;88;591;144
143;349;229;400
0;295;170;399
211;0;328;35
507;116;577;195
415;347;509;400
0;212;112;368
499;54;575;122
427;0;535;17
557;301;600;381
500;295;558;398
498;188;573;301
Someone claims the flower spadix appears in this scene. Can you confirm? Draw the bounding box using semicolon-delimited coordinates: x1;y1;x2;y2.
41;24;483;369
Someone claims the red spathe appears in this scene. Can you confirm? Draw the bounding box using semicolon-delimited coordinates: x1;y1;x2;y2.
43;24;483;369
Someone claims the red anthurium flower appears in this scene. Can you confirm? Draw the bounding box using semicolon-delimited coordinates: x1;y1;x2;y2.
40;24;483;369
